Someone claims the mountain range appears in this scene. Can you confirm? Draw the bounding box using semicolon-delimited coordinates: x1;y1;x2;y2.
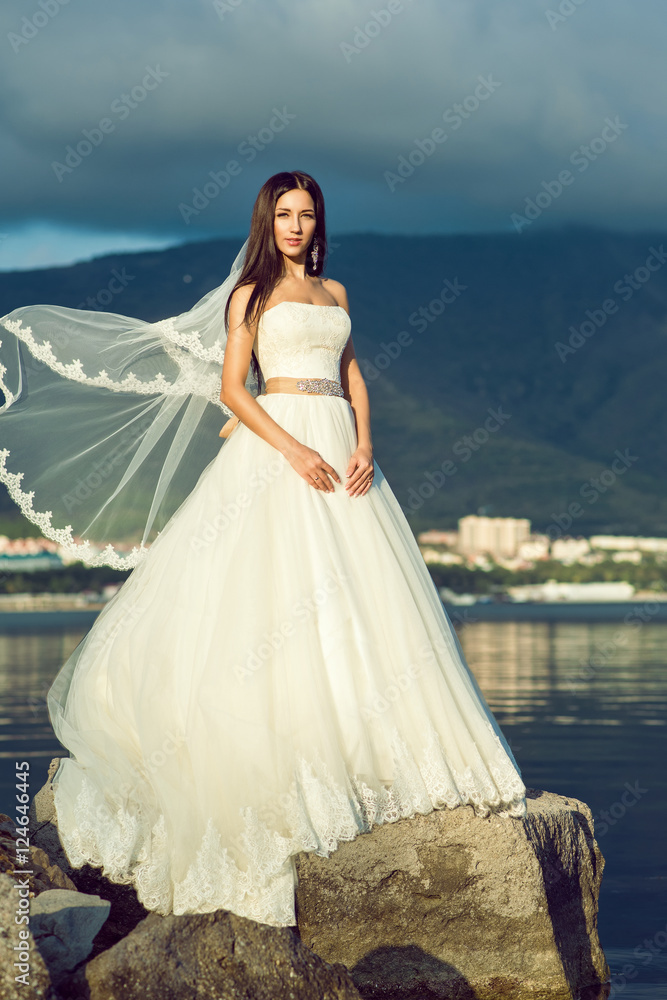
1;227;665;539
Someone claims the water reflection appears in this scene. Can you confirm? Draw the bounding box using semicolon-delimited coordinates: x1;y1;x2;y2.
457;620;667;728
0;629;86;782
0;619;663;999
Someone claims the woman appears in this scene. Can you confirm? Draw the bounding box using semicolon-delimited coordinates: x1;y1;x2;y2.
0;171;526;928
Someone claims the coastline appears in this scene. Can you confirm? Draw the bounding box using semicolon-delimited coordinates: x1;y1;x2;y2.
442;599;667;623
1;599;666;631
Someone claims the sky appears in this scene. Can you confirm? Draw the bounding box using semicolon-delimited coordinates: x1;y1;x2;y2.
0;0;665;270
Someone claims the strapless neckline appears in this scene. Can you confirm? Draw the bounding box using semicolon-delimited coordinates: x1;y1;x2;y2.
262;301;347;318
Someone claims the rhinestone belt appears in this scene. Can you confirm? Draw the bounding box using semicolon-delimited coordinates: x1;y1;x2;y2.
264;376;345;398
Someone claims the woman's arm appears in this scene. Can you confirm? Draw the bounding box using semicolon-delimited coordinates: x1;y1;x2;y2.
335;285;374;497
340;335;372;454
220;287;342;492
220;286;298;456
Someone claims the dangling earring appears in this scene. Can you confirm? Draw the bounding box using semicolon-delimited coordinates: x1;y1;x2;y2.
310;237;319;268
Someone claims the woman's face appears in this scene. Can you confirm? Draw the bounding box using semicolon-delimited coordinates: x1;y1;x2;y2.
273;188;316;264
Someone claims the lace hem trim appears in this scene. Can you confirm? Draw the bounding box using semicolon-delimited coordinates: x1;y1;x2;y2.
52;721;527;927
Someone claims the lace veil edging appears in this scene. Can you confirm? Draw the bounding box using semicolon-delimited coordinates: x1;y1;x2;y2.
0;237;251;569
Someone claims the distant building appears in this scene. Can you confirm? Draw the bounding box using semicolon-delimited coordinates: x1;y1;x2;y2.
508;580;635;602
420;548;464;566
590;535;667;554
517;535;550;561
551;537;591;564
611;550;642;563
457;515;531;560
417;529;458;547
0;552;64;572
0;535;64;572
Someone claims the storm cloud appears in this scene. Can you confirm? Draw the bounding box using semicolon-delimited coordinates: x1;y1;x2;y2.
1;0;665;267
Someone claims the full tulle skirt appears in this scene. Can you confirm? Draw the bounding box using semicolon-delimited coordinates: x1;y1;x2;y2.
48;392;526;927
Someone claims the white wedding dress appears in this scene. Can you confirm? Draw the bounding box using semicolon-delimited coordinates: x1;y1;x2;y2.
48;300;527;928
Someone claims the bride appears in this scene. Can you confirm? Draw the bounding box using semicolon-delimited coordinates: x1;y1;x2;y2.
0;170;526;928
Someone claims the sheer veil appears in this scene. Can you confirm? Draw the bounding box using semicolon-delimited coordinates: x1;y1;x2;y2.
0;237;253;569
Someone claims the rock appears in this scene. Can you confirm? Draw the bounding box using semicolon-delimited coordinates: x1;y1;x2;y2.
0;873;57;1000
294;788;610;1000
28;759;150;958
29;889;110;986
0;812;76;899
30;759;610;999
64;909;362;1000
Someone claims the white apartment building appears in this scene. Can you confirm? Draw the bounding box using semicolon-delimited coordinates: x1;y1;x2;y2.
457;516;532;560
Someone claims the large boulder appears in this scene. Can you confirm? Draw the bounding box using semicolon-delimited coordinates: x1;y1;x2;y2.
65;909;362;1000
29;760;610;999
294;788;609;999
0;813;76;897
0;873;57;1000
29;889;110;988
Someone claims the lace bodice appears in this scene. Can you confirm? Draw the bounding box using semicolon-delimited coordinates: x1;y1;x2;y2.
255;302;351;382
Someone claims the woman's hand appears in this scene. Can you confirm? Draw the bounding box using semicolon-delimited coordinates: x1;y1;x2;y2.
284;441;341;492
345;446;374;497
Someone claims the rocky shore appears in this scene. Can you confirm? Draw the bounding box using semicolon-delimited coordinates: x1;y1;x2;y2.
0;757;610;999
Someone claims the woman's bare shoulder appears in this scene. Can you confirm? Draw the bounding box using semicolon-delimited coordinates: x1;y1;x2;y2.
321;277;349;309
227;283;258;336
229;283;255;311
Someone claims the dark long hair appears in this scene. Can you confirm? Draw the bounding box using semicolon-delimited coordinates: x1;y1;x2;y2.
224;170;327;390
